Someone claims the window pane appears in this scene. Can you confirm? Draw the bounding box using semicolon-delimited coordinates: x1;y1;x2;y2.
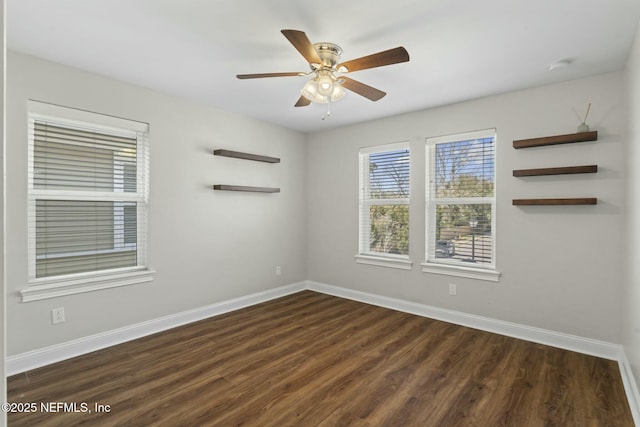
34;122;137;192
35;251;137;278
123;205;137;245
369;149;410;199
434;203;492;265
36;200;137;278
435;137;494;198
369;204;409;255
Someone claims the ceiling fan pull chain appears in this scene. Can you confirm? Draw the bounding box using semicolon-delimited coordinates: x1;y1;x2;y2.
322;98;332;120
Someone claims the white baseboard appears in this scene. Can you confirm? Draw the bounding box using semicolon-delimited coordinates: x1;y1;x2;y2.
306;281;622;359
620;351;640;426
6;282;306;376
306;280;640;423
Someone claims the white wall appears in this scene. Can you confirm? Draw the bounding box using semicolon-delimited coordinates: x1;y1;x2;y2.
624;21;640;393
307;72;626;343
5;51;307;355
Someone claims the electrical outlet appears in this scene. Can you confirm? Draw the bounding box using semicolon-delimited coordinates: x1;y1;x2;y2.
52;307;65;324
275;265;282;276
448;284;457;296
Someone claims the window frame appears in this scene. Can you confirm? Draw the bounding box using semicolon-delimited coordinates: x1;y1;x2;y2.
22;101;154;302
355;141;413;270
422;129;500;282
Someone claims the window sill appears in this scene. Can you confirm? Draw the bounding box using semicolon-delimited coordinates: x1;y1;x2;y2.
355;254;413;270
421;262;500;282
21;269;156;302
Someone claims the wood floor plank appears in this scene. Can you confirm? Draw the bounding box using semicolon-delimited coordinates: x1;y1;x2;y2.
7;291;635;426
479;340;548;426
210;305;410;425
259;315;436;426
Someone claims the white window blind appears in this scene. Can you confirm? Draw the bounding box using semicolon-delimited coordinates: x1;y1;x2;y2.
426;129;496;269
359;142;410;258
28;109;149;283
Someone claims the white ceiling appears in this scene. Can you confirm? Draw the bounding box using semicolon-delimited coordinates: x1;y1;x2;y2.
7;0;640;133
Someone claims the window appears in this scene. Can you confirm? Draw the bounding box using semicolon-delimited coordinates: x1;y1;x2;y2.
423;129;499;281
23;101;153;302
356;142;412;270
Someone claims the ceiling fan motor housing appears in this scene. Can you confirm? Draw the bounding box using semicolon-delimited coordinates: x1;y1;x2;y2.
313;43;343;69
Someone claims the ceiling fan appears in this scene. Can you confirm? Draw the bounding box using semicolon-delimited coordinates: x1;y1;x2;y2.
237;29;410;108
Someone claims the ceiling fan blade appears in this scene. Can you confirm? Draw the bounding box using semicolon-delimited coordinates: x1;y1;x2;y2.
337;47;409;73
236;72;301;79
281;29;322;65
340;77;386;101
295;95;311;107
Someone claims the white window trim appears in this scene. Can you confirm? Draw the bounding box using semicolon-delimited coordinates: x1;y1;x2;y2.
20;268;156;302
424;129;500;281
355;254;413;270
356;141;412;268
421;261;500;282
28;100;149;134
359;141;409;155
24;100;153;302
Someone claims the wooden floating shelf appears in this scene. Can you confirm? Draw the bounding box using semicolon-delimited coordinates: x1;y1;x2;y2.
213;149;280;163
213;185;280;193
512;198;597;206
513;131;597;149
513;164;598;177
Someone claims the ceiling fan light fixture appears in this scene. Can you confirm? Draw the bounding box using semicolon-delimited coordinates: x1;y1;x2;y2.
330;84;346;102
301;73;346;104
301;79;320;99
318;74;334;96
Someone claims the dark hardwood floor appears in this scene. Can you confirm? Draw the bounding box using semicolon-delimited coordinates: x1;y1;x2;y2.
7;291;634;426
